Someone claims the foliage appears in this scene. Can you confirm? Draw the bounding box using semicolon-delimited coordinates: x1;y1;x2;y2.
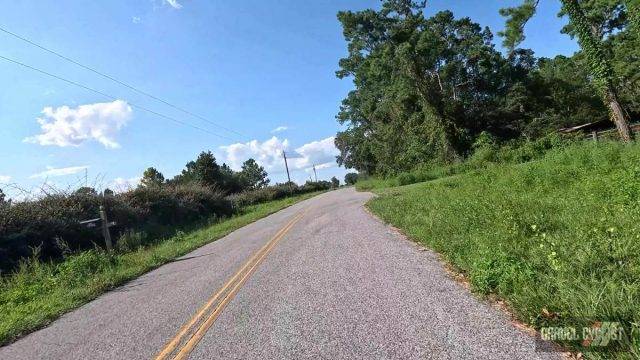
499;0;634;141
366;141;640;358
226;181;331;210
238;158;269;190
170;151;224;189
498;0;538;51
335;0;638;176
0;183;231;273
0;190;7;206
331;176;340;188
344;173;359;185
357;133;572;190
140;167;165;187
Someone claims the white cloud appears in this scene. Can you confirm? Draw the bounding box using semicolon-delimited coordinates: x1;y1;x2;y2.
219;136;339;174
220;136;289;171
0;175;11;183
30;166;89;179
291;136;339;170
271;126;288;134
164;0;182;9
109;177;141;192
132;16;142;24
24;100;132;149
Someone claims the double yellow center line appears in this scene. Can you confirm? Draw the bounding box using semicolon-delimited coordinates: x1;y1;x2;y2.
155;210;307;360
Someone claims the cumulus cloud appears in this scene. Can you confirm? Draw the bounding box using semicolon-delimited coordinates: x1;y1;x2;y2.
132;16;142;24
24;100;132;149
291;136;339;170
30;166;89;179
219;136;339;173
221;136;289;171
164;0;182;9
0;175;11;183
270;126;288;134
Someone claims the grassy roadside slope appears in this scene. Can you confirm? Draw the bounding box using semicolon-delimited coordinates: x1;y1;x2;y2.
363;142;640;358
0;191;322;345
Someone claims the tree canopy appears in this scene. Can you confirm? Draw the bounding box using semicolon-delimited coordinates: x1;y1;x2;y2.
239;159;270;190
334;0;638;175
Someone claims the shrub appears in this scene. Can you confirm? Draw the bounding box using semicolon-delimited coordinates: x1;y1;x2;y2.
227;181;330;211
0;183;232;273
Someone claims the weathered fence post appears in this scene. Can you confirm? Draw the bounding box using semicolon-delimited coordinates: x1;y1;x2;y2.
99;205;113;251
591;131;598;142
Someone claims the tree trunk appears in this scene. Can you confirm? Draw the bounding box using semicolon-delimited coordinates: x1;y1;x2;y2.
561;0;635;142
606;88;634;142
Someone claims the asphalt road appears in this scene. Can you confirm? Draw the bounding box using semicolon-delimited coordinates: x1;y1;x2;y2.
0;188;561;359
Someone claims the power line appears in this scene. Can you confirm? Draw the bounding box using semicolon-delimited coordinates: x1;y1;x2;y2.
0;54;234;141
0;25;245;138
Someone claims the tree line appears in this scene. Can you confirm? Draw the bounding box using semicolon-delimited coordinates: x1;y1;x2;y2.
139;151;270;194
334;0;639;176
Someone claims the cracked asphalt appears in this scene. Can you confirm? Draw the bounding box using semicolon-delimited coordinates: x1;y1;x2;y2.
0;188;561;359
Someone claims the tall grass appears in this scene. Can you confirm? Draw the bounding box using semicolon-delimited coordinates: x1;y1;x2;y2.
365;141;640;358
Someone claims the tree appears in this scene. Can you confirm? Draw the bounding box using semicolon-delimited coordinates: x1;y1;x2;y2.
141;167;165;187
219;163;243;193
173;151;223;188
0;188;6;205
103;188;115;197
499;0;634;141
345;173;359;185
331;176;340;188
239;159;269;190
335;1;538;175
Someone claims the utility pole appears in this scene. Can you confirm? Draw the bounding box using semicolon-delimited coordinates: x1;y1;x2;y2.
282;151;293;194
312;164;318;182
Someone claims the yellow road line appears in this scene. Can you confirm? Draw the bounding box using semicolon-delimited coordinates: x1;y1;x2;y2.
173;213;303;359
154;210;306;360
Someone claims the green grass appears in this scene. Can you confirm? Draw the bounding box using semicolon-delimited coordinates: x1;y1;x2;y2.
0;191;321;345
363;142;640;359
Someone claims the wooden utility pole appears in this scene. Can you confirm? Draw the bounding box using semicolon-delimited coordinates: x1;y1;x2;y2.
282;151;293;194
312;164;318;182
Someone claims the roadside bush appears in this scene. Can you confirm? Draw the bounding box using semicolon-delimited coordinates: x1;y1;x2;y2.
227;181;330;211
357;133;577;191
0;183;231;274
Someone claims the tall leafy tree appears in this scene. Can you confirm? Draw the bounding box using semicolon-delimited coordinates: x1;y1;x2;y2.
239;159;269;190
499;0;634;141
140;167;165;187
335;0;535;174
173;151;223;188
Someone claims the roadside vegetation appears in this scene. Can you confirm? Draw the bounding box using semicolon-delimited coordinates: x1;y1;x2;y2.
0;151;332;274
360;140;640;358
345;97;639;358
335;2;639;356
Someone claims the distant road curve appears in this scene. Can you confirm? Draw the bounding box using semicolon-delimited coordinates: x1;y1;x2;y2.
0;188;561;360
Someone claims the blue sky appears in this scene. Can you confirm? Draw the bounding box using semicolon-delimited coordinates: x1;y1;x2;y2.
0;0;578;198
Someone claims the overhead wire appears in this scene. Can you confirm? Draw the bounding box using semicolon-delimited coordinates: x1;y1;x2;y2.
0;54;234;141
0;25;245;138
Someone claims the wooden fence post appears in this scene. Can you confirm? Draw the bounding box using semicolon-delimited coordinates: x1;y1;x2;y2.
99;205;113;251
